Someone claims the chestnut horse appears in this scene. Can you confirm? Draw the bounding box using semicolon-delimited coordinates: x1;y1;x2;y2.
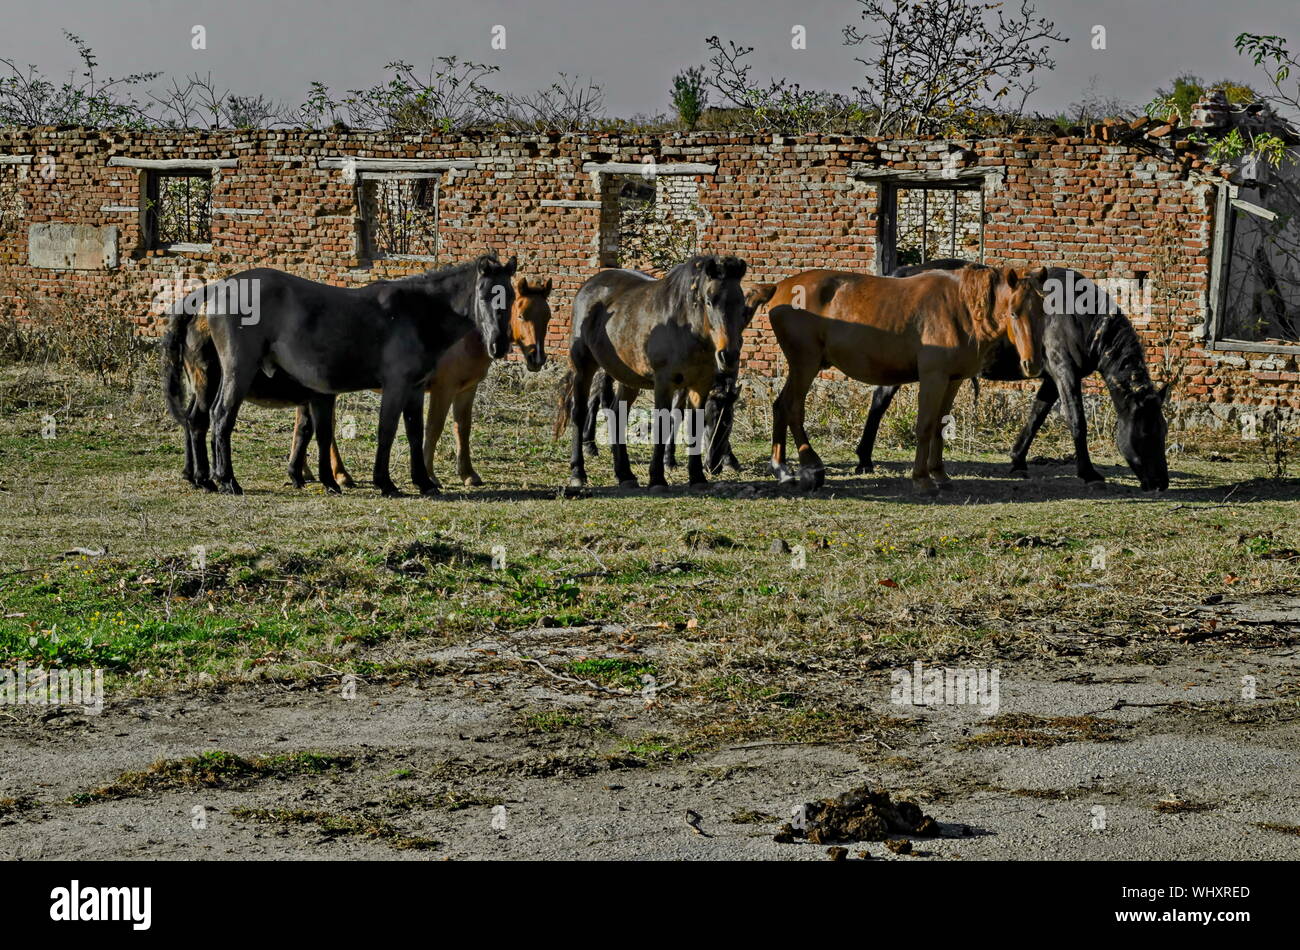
291;276;553;489
766;264;1047;495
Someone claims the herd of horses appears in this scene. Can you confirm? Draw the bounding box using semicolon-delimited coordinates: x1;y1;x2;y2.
160;251;1170;498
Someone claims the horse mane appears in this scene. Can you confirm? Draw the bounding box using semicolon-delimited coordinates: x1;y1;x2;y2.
658;255;745;315
1068;270;1160;405
392;254;497;294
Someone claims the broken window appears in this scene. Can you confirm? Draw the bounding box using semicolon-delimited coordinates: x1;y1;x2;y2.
359;175;440;260
598;173;700;271
1210;181;1300;348
144;171;212;248
0;163;26;236
875;179;984;274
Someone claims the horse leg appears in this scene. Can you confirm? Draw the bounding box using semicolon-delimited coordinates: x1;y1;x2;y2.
928;380;964;489
452;383;483;486
770;361;815;486
568;348;597;488
310;396;342;494
330;438;354;488
209;363;257;496
684;386;709;489
403;391;438;496
1055;372;1103;484
1009;376;1060;478
647;376;673;492
188;366;218;491
856;385;900;474
288;405;313;488
912;373;947;496
665;390;686;470
373;388;408;497
611;383;640;489
785;372;825;492
583;372;608;458
422;381;455;492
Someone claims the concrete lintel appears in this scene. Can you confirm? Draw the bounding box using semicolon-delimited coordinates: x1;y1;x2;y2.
582;161;716;176
107;157;236;170
540;199;601;208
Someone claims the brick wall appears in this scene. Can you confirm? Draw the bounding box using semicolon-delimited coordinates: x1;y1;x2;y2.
0;125;1296;424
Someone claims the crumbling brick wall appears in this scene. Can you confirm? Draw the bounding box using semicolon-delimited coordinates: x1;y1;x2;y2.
0;125;1295;423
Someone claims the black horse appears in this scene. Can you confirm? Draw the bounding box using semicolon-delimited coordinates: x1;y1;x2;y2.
161;254;517;496
854;259;1169;491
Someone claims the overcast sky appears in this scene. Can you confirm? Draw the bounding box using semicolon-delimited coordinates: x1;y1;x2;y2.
4;0;1293;119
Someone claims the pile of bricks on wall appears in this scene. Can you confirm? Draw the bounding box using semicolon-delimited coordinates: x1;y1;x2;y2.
0;124;1297;424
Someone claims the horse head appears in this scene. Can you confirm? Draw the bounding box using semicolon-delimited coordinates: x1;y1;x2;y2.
695;255;749;373
964;266;1047;378
1116;382;1170;491
511;277;553;372
473;253;518;359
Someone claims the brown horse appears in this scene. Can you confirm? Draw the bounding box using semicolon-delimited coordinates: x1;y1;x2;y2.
290;276;554;489
561;255;750;491
766;264;1047;495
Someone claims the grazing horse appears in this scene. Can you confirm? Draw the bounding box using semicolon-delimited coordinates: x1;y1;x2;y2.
579;283;776;474
767;264;1047;495
854;259;1170;491
289;276;554;489
161;254;517;496
560;255;750;491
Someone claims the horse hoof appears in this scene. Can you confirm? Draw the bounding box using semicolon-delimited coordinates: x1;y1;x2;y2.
648;483;669;494
913;479;939;497
463;475;483;487
198;478;217;493
665;459;679;470
421;485;441;497
338;476;356;488
798;467;824;492
618;478;639;490
854;462;874;475
218;481;242;496
567;475;588;490
378;485;403;498
723;455;742;473
323;483;343;496
934;477;953;491
583;443;599;458
1008;467;1029;480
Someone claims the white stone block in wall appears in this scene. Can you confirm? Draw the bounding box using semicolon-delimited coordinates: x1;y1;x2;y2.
28;223;119;270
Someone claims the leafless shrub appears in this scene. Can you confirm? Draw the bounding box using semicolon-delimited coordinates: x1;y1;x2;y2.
844;0;1067;136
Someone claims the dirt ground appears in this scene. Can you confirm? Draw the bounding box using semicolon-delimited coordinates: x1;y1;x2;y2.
3;602;1298;860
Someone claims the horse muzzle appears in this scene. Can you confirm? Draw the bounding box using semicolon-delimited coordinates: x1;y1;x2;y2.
522;345;546;372
1021;359;1042;378
716;349;739;373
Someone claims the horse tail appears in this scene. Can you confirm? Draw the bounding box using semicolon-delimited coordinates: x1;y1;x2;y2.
553;368;574;440
160;300;192;427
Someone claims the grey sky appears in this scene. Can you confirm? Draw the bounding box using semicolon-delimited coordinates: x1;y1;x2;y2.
4;0;1292;119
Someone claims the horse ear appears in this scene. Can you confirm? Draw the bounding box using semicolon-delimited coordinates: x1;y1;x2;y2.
1026;266;1048;293
703;256;724;279
541;278;553;295
725;257;748;280
515;276;530;294
505;256;518;276
1157;381;1171;404
1003;267;1019;290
